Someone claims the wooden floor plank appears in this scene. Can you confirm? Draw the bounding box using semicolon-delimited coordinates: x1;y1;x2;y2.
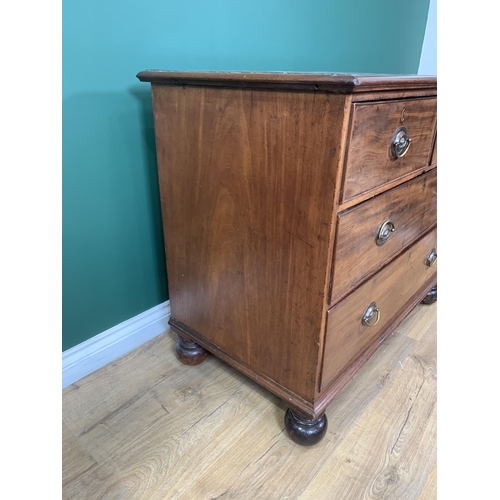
63;332;177;436
76;386;168;466
153;381;285;500
299;325;437;500
78;355;243;465
62;422;97;489
63;365;248;499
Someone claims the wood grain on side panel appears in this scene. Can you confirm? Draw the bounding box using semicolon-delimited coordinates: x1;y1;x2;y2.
151;85;348;401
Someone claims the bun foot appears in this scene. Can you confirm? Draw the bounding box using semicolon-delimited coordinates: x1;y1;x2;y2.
284;408;328;446
421;285;437;305
175;334;209;365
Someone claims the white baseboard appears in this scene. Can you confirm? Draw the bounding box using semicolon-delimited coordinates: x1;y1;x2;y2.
62;300;171;388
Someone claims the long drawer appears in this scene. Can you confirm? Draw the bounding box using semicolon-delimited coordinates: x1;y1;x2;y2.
331;169;437;302
341;97;437;202
321;228;437;391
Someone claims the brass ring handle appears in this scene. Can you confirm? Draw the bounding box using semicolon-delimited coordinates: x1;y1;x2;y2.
426;248;437;267
376;219;395;246
362;302;381;328
391;126;412;158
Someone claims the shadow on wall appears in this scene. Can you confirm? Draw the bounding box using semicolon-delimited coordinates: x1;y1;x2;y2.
62;87;168;350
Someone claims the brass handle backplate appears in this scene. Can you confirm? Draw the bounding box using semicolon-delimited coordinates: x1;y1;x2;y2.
426;248;437;267
362;302;381;328
376;219;395;246
391;126;412;158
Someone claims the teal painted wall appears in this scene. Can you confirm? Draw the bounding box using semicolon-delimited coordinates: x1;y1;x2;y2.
63;0;431;351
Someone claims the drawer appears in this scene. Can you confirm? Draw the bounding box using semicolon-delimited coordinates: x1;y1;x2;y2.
341;98;437;202
331;169;437;302
321;228;437;391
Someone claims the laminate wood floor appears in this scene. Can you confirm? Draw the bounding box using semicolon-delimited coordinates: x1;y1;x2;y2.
62;302;437;500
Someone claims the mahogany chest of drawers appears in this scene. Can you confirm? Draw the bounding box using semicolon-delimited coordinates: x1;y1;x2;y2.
138;71;437;445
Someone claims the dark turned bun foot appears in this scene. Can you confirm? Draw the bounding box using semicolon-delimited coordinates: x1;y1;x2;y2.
284;408;328;446
421;285;437;305
175;334;209;365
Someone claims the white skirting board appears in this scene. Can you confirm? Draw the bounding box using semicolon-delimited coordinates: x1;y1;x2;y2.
62;300;171;388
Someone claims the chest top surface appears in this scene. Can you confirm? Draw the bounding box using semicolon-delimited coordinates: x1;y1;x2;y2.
137;70;437;94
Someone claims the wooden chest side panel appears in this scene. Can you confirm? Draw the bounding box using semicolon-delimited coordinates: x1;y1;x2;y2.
151;86;347;401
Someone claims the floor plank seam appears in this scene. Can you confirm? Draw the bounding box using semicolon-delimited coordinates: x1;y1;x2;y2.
75;368;177;437
180;380;247;439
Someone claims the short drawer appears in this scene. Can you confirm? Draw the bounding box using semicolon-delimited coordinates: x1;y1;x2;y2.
331;169;437;302
321;228;437;391
341;97;437;202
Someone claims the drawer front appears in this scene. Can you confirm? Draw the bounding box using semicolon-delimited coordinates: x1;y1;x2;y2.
331;169;437;302
321;228;437;390
342;98;437;202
